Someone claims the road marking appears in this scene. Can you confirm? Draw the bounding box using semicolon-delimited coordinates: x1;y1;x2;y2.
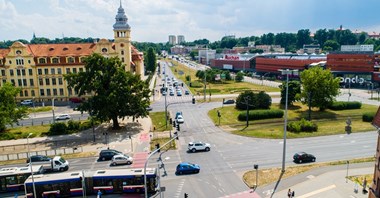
297;184;336;198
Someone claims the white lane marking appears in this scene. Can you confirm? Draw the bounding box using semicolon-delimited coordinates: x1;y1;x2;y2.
297;184;336;198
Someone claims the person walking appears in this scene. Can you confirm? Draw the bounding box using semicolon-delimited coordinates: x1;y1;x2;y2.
97;190;102;198
288;189;292;198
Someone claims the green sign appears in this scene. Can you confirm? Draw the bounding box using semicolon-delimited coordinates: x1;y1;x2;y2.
221;74;226;79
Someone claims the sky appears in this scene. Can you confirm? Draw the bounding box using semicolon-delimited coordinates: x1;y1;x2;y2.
1;0;380;43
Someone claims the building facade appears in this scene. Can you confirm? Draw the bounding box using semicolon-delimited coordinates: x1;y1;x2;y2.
177;35;185;44
169;35;176;45
0;3;144;103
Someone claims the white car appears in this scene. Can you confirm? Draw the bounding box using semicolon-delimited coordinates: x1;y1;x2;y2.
111;154;133;166
21;100;33;106
176;115;184;124
55;114;71;120
188;141;211;152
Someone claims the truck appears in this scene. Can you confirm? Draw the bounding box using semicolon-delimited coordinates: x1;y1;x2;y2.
28;156;69;172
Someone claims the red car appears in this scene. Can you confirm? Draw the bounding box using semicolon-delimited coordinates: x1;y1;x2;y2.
69;97;83;103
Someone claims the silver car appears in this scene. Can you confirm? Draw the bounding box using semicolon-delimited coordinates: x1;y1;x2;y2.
111;154;133;166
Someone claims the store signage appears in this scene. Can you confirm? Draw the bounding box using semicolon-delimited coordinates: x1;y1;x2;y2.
339;76;365;84
224;55;240;60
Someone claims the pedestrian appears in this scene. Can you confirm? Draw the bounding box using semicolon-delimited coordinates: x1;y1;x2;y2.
287;189;292;198
363;178;368;193
97;190;102;198
292;190;295;197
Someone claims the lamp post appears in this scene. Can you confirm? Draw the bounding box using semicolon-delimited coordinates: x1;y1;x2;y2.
52;97;56;123
254;164;259;188
27;133;37;197
278;69;298;173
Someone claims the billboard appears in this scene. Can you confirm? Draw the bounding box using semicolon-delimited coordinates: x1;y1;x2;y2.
223;64;233;70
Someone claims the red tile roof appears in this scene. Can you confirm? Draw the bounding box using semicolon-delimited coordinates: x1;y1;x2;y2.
0;49;10;58
28;43;97;57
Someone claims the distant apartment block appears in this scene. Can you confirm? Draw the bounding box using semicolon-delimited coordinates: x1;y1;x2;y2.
177;35;185;44
302;44;321;54
169;35;176;45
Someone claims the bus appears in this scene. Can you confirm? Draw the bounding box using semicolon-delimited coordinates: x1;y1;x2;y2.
24;168;157;198
0;165;44;193
24;171;84;198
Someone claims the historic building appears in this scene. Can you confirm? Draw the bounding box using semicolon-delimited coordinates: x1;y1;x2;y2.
0;3;144;103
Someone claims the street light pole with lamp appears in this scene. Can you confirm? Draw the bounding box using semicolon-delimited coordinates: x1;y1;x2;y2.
27;133;37;197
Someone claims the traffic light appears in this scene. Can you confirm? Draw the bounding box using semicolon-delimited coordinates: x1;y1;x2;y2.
174;132;178;140
155;143;160;153
184;193;188;198
192;97;195;104
173;120;176;127
169;118;173;124
176;123;180;131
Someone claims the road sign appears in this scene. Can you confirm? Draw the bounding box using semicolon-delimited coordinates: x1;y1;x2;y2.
221;74;226;79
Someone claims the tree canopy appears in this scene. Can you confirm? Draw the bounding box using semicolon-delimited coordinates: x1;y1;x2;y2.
144;47;157;74
299;66;340;111
279;80;301;106
65;53;151;129
0;83;28;132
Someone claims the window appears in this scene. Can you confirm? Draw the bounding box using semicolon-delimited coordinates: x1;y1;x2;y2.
28;60;31;64
121;50;124;55
38;69;42;75
20;90;23;97
66;68;70;74
1;70;5;76
53;89;57;96
9;60;12;64
44;68;48;75
68;57;74;63
45;78;50;85
80;57;86;63
28;69;33;76
24;90;28;97
46;89;51;96
30;79;34;86
59;88;64;96
57;68;62;74
51;68;55;75
40;89;45;96
52;58;59;64
102;48;108;53
39;58;46;64
39;78;43;86
16;58;24;65
17;69;21;76
31;90;35;96
68;89;72;96
52;78;56;85
11;79;15;86
22;69;25;76
79;68;83;72
23;79;27;86
73;68;77;74
58;78;63;85
122;58;125;62
10;69;14;76
18;79;22;86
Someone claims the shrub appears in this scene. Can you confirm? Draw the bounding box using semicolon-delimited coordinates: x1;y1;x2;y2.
49;122;68;135
328;101;362;110
0;132;16;140
363;112;376;122
238;109;284;121
287;119;318;133
67;120;80;132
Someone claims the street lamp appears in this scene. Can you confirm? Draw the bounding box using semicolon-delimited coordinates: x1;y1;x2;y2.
278;69;298;173
27;133;37;197
254;164;259;188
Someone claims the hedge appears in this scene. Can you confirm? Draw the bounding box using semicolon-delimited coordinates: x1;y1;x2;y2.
363;112;376;122
287;118;318;133
328;101;362;110
238;109;283;121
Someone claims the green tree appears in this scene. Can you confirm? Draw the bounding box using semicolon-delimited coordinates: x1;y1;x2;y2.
256;91;272;109
299;66;340;111
0;83;28;132
236;91;257;110
279;80;301;105
65;53;151;129
323;40;339;51
296;29;312;48
235;72;244;82
358;32;367;44
144;47;156;74
189;50;197;60
314;29;328;47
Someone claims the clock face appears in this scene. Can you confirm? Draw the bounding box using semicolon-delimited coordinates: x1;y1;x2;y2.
102;48;108;53
120;43;124;47
16;50;22;55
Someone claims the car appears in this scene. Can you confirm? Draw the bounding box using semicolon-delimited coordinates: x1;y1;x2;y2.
185;90;190;95
176;115;184;124
176;162;200;175
188;141;211;152
26;155;51;163
146;106;153;111
175;111;183;119
69;97;83;103
223;99;235;104
111;154;133;166
169;90;175;96
98;149;123;161
55;114;71;120
21;100;33;106
293;152;316;163
162;91;167;96
177;90;182;96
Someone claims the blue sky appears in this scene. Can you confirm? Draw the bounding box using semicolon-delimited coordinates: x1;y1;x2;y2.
1;0;380;43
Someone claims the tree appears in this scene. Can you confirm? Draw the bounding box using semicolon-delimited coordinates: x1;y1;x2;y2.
314;29;328;47
358;32;367;44
323;40;339;51
236;91;257;110
0;83;28;132
65;53;151;130
296;29;312;48
256;91;272;109
279;80;301;106
235;72;244;82
299;66;340;111
189;50;196;60
144;47;156;74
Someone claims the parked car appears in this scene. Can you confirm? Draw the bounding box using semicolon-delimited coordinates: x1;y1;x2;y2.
175;111;183;119
188;141;211;152
223;99;235;104
185;90;190;95
111;154;133;166
176;162;200;175
176;115;185;124
169;90;175;96
20;100;33;106
146;106;153;111
26;155;51;163
69;97;83;103
177;90;182;96
55;114;71;120
162;91;167;96
98;149;123;161
293;152;316;163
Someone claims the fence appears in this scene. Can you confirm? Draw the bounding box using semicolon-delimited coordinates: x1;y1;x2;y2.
0;146;83;161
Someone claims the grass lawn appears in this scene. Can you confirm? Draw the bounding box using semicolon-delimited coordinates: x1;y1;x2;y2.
1;125;51;140
208;102;378;138
26;106;52;113
150;137;177;151
166;59;280;95
150;112;173;132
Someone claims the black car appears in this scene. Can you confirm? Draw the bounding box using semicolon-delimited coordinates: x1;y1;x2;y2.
293;152;316;163
223;99;235;104
26;155;51;163
98;149;123;161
